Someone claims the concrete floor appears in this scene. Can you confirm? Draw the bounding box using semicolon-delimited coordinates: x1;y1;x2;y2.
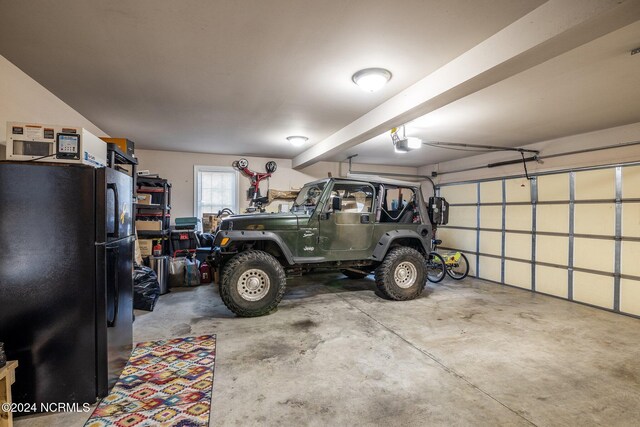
16;273;640;426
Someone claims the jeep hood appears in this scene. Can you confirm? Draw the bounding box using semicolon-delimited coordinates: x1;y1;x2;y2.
220;212;309;231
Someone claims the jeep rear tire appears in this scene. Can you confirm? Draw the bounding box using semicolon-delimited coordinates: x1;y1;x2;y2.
340;269;369;280
375;247;427;300
220;250;286;317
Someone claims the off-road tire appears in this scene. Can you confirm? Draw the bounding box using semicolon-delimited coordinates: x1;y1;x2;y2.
220;250;286;317
340;269;369;280
375;247;427;300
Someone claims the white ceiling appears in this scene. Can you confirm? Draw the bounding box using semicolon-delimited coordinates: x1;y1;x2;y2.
335;20;640;166
0;0;543;159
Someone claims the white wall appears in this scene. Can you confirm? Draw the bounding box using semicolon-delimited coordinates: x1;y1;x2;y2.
136;149;419;219
420;122;640;184
0;54;107;159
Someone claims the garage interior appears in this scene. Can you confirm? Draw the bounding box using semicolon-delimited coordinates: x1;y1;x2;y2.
1;1;640;426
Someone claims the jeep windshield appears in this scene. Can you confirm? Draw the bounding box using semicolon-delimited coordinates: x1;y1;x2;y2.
292;182;326;213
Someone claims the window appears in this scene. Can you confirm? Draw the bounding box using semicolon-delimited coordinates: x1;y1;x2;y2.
194;166;239;222
293;182;327;212
383;187;415;211
330;183;374;213
380;186;417;223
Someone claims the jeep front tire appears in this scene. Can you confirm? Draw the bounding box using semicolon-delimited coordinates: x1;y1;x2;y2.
375;247;427;300
220;250;286;317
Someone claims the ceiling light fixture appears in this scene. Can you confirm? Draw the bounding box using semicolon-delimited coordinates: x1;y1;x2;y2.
286;136;308;147
352;68;392;92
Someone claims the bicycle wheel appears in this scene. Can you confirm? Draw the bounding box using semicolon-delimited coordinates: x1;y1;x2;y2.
446;252;469;280
426;252;446;283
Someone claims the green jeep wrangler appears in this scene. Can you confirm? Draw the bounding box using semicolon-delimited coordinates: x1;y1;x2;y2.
209;177;443;317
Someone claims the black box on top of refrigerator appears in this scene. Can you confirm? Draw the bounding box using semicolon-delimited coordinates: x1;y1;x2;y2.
0;162;134;415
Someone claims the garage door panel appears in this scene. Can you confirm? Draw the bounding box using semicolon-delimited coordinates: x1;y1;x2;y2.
480;231;502;256
620;278;640;316
466;254;477;278
536;235;569;266
622;203;640;237
478;256;501;282
505;260;531;289
505;232;531;261
435;227;454;247
575;169;615;200
505;178;531;203
480;205;502;229
573;237;615;273
621;241;640;277
440;184;477;204
574;203;615;236
505;205;532;231
572;272;614;309
622;166;640;199
537;204;569;233
447;205;476;228
480;180;502;204
437;228;476;253
536;265;568;298
538;173;569;202
439;166;635;317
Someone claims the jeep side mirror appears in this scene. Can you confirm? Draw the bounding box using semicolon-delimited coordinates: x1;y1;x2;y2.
332;196;342;211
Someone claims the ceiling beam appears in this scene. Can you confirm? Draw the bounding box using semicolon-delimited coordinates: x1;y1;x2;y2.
292;0;640;169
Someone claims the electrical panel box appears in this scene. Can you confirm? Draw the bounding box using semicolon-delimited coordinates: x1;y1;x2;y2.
428;196;449;225
5;122;107;168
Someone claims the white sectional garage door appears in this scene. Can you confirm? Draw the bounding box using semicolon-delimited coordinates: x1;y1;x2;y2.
436;164;640;317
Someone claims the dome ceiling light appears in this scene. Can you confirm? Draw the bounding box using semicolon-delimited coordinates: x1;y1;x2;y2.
286;136;308;147
352;68;392;92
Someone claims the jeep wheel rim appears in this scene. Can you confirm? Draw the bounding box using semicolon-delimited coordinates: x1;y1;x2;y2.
238;269;270;301
395;261;417;288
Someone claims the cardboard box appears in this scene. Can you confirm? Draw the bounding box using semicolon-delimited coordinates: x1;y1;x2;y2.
136;220;163;231
137;194;152;205
138;239;153;257
134;238;144;265
100;137;135;157
202;212;221;233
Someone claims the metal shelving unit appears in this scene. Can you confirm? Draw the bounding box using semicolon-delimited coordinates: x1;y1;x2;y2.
136;176;172;255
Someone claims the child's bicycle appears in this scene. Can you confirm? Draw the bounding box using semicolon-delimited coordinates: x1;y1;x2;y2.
426;239;470;283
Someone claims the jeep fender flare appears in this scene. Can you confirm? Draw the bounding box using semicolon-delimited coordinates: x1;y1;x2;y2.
371;227;431;262
215;230;295;265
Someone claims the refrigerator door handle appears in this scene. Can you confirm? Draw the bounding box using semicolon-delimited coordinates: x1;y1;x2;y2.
107;247;120;327
107;183;120;239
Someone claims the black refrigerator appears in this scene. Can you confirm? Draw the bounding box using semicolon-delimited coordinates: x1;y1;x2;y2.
0;162;133;412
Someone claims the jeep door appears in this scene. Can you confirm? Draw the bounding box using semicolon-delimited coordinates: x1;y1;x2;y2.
318;182;375;261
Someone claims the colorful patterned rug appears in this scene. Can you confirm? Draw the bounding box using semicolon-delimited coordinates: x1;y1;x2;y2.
85;335;216;427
